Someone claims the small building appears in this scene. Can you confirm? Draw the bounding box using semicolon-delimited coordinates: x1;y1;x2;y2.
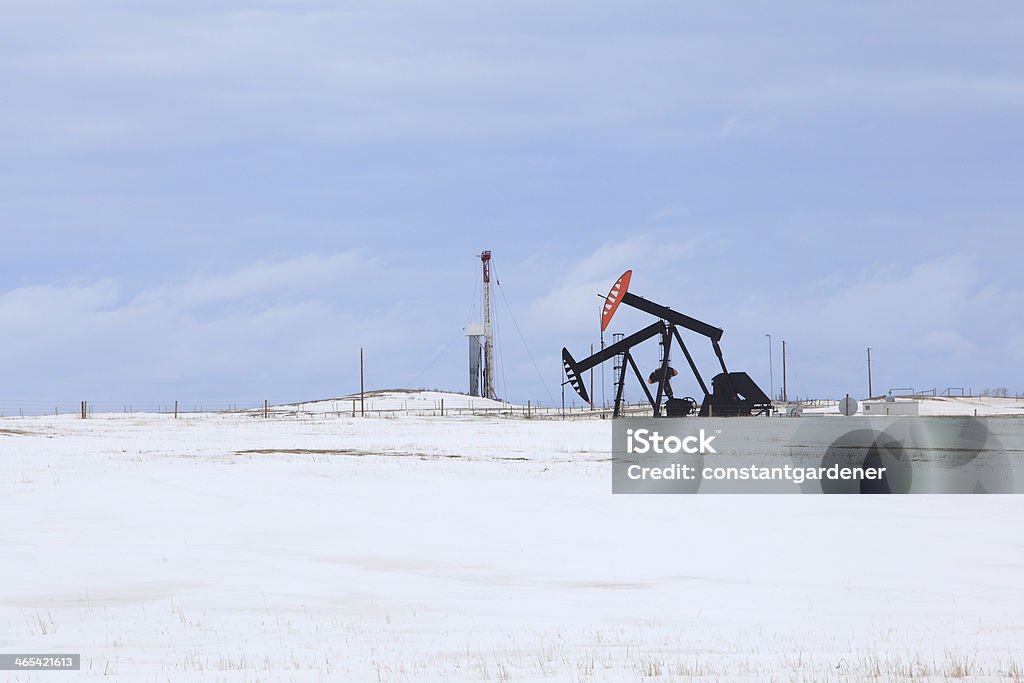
862;397;919;416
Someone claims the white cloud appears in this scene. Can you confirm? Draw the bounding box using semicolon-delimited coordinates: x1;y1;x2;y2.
6;2;1019;154
1;244;1021;405
0;252;433;399
721;256;1024;396
508;246;1024;402
133;251;373;309
523;235;698;337
1;2;1022;404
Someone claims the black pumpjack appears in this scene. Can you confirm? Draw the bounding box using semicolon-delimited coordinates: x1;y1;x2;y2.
562;271;772;418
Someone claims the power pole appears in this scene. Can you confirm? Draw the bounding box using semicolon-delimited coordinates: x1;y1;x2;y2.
360;347;365;416
766;334;774;401
589;343;594;410
782;340;788;403
481;251;496;400
867;347;872;398
599;300;606;410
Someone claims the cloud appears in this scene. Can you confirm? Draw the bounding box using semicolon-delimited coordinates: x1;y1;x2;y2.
523;234;698;337
0;279;121;324
0;2;1022;406
133;251;374;309
5;1;1020;155
0;252;432;400
719;114;777;139
506;243;1024;404
721;256;1024;396
1;243;1021;407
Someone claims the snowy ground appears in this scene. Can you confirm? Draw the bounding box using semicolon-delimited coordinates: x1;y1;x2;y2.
283;389;513;416
804;396;1024;417
2;397;1024;681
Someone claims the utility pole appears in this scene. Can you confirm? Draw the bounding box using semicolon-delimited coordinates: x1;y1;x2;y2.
561;371;566;420
766;334;774;401
481;251;496;400
867;347;873;398
599;298;606;410
782;340;788;403
589;343;594;410
360;347;365;417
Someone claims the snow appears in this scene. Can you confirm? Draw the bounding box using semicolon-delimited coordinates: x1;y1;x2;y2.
2;398;1024;681
804;395;1024;417
914;396;1024;416
280;389;514;416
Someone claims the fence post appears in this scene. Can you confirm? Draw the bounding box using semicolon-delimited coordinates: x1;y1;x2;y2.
440;398;444;417
174;400;178;419
81;400;87;419
264;399;268;419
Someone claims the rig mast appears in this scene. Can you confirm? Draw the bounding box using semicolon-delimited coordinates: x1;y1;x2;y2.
466;250;497;400
481;251;496;400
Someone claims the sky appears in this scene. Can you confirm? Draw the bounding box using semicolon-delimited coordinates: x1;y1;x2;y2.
1;1;1022;411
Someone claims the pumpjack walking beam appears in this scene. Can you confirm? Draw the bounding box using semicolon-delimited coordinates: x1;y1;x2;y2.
565;320;681;418
620;292;723;341
562;321;663;404
623;291;739;399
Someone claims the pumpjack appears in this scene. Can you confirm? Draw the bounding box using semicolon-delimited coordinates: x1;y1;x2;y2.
561;271;771;418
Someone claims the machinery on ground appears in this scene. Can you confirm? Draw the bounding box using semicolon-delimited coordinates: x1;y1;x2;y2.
561;271;771;418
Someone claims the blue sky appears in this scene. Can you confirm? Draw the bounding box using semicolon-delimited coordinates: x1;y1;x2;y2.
1;1;1022;409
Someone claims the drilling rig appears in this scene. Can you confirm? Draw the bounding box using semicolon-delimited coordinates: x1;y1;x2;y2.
466;251;497;400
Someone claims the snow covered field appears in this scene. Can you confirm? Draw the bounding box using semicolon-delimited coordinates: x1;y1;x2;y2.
2;399;1024;681
804;396;1024;417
